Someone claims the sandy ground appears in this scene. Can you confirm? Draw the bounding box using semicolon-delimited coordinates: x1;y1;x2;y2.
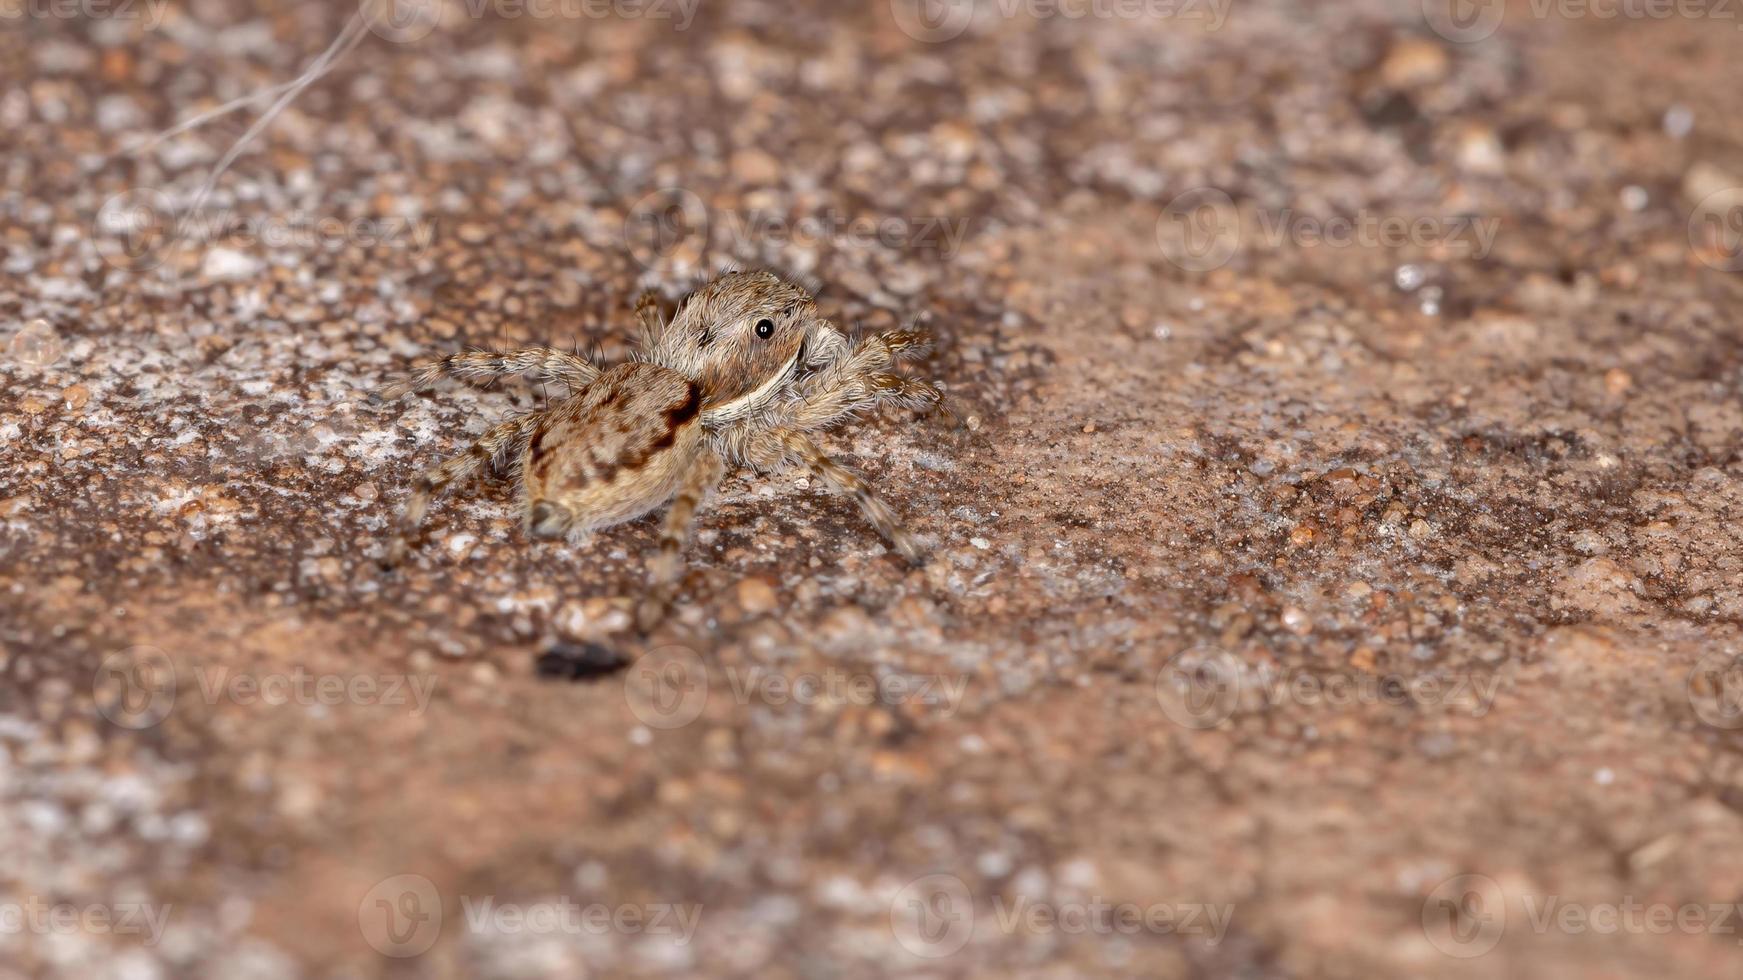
5;0;1743;976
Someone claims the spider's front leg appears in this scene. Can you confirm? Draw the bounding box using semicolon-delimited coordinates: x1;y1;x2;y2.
636;449;725;633
386;413;538;566
742;429;924;563
379;346;600;400
788;330;942;430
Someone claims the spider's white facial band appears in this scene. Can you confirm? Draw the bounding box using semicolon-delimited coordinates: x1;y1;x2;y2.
701;347;802;426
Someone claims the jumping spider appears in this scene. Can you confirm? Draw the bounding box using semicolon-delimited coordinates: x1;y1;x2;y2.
380;270;944;618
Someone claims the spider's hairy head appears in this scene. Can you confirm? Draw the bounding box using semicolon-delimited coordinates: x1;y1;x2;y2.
654;270;828;416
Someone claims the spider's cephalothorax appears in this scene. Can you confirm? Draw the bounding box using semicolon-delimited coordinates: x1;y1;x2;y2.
380;271;943;622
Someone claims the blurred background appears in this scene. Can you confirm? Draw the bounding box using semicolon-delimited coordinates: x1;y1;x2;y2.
4;0;1743;977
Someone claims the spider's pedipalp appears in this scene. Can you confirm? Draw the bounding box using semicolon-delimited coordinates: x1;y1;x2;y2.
878;329;934;362
748;346;939;435
868;373;944;414
793;327;932;395
380;345;600;400
803;320;853;369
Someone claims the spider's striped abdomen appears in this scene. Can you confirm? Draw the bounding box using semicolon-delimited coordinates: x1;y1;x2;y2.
520;362;704;538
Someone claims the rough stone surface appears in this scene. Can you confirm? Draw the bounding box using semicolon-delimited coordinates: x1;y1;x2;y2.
4;1;1743;977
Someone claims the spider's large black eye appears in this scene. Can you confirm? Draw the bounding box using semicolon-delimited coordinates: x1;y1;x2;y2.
754;318;775;339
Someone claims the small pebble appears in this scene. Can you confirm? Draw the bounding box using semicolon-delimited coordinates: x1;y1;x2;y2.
737;577;778;614
1380;38;1448;88
202;248;261;281
1281;606;1312;635
1664;104;1694;140
1455;124;1505;174
731;148;782;185
1416;732;1457;759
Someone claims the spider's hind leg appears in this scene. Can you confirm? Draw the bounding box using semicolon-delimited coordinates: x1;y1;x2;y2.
379;346;600;400
386;413;537;566
636;450;726;633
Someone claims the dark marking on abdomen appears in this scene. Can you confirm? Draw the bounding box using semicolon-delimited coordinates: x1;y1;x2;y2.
645;383;701;455
613;382;700;476
667;383;701;427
